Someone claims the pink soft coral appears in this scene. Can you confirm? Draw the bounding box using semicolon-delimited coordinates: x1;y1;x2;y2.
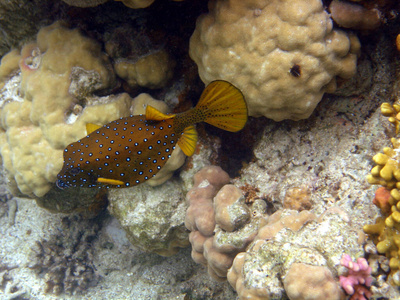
339;254;373;300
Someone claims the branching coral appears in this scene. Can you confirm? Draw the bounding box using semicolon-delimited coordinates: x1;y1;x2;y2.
189;0;359;121
339;254;373;299
28;215;100;295
364;101;400;286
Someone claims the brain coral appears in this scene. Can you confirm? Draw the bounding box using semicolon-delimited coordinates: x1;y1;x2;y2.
189;0;359;121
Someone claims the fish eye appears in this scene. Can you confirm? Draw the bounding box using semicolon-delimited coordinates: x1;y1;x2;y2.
56;179;69;189
68;167;81;176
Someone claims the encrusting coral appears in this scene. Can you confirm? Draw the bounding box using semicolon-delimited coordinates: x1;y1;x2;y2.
186;166;363;299
227;208;362;299
108;178;190;256
189;0;359;121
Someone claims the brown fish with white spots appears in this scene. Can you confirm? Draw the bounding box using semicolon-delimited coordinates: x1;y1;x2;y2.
56;80;247;189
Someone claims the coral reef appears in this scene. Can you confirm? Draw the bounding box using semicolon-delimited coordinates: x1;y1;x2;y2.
228;209;362;299
329;0;381;30
185;166;266;280
106;26;175;90
364;102;400;286
0;21;185;198
108;178;189;256
284;263;343;300
189;0;359;121
339;254;373;299
0;22;128;197
283;185;313;211
1;0;400;299
28;215;100;295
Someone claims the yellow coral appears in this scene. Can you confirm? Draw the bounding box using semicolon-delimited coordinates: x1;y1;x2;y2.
364;102;400;284
367;138;400;189
381;102;400;134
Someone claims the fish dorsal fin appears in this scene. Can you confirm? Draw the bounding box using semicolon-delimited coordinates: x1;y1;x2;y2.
145;105;175;121
196;80;248;132
178;125;198;157
86;123;102;135
97;177;125;186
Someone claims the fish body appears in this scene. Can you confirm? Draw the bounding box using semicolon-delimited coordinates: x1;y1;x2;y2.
56;80;247;189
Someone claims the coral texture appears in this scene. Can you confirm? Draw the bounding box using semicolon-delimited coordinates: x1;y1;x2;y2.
227;209;361;299
189;0;359;121
185;166;265;280
284;263;343;300
0;22;127;197
108;179;190;256
0;21;184;198
28;215;99;295
364;103;400;285
106;25;175;90
329;0;381;30
339;254;373;299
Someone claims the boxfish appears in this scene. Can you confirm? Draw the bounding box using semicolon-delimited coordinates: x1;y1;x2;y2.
56;80;247;189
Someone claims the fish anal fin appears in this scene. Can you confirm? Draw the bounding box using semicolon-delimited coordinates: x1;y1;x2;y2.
86;123;102;135
97;177;125;186
178;125;198;156
145;105;175;121
196;80;248;132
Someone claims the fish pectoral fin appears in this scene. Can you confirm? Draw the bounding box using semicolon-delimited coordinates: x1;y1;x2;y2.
86;123;103;135
178;125;198;157
97;177;125;186
145;105;175;121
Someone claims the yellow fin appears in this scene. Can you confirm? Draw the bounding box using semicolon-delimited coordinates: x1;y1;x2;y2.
145;105;175;121
86;123;102;135
196;80;248;132
178;125;198;156
97;177;125;186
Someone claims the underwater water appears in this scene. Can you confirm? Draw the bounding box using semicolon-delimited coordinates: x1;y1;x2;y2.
0;0;400;299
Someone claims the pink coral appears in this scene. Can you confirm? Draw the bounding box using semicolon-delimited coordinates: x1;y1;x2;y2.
339;254;373;300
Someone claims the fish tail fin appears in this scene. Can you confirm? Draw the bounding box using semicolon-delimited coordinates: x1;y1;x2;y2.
195;80;248;132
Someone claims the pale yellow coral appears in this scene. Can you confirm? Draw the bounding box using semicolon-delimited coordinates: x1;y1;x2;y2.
0;49;20;90
0;22;133;197
114;50;175;89
189;0;359;121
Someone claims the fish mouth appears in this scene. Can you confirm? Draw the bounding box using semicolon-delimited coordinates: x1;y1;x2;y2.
56;179;70;189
